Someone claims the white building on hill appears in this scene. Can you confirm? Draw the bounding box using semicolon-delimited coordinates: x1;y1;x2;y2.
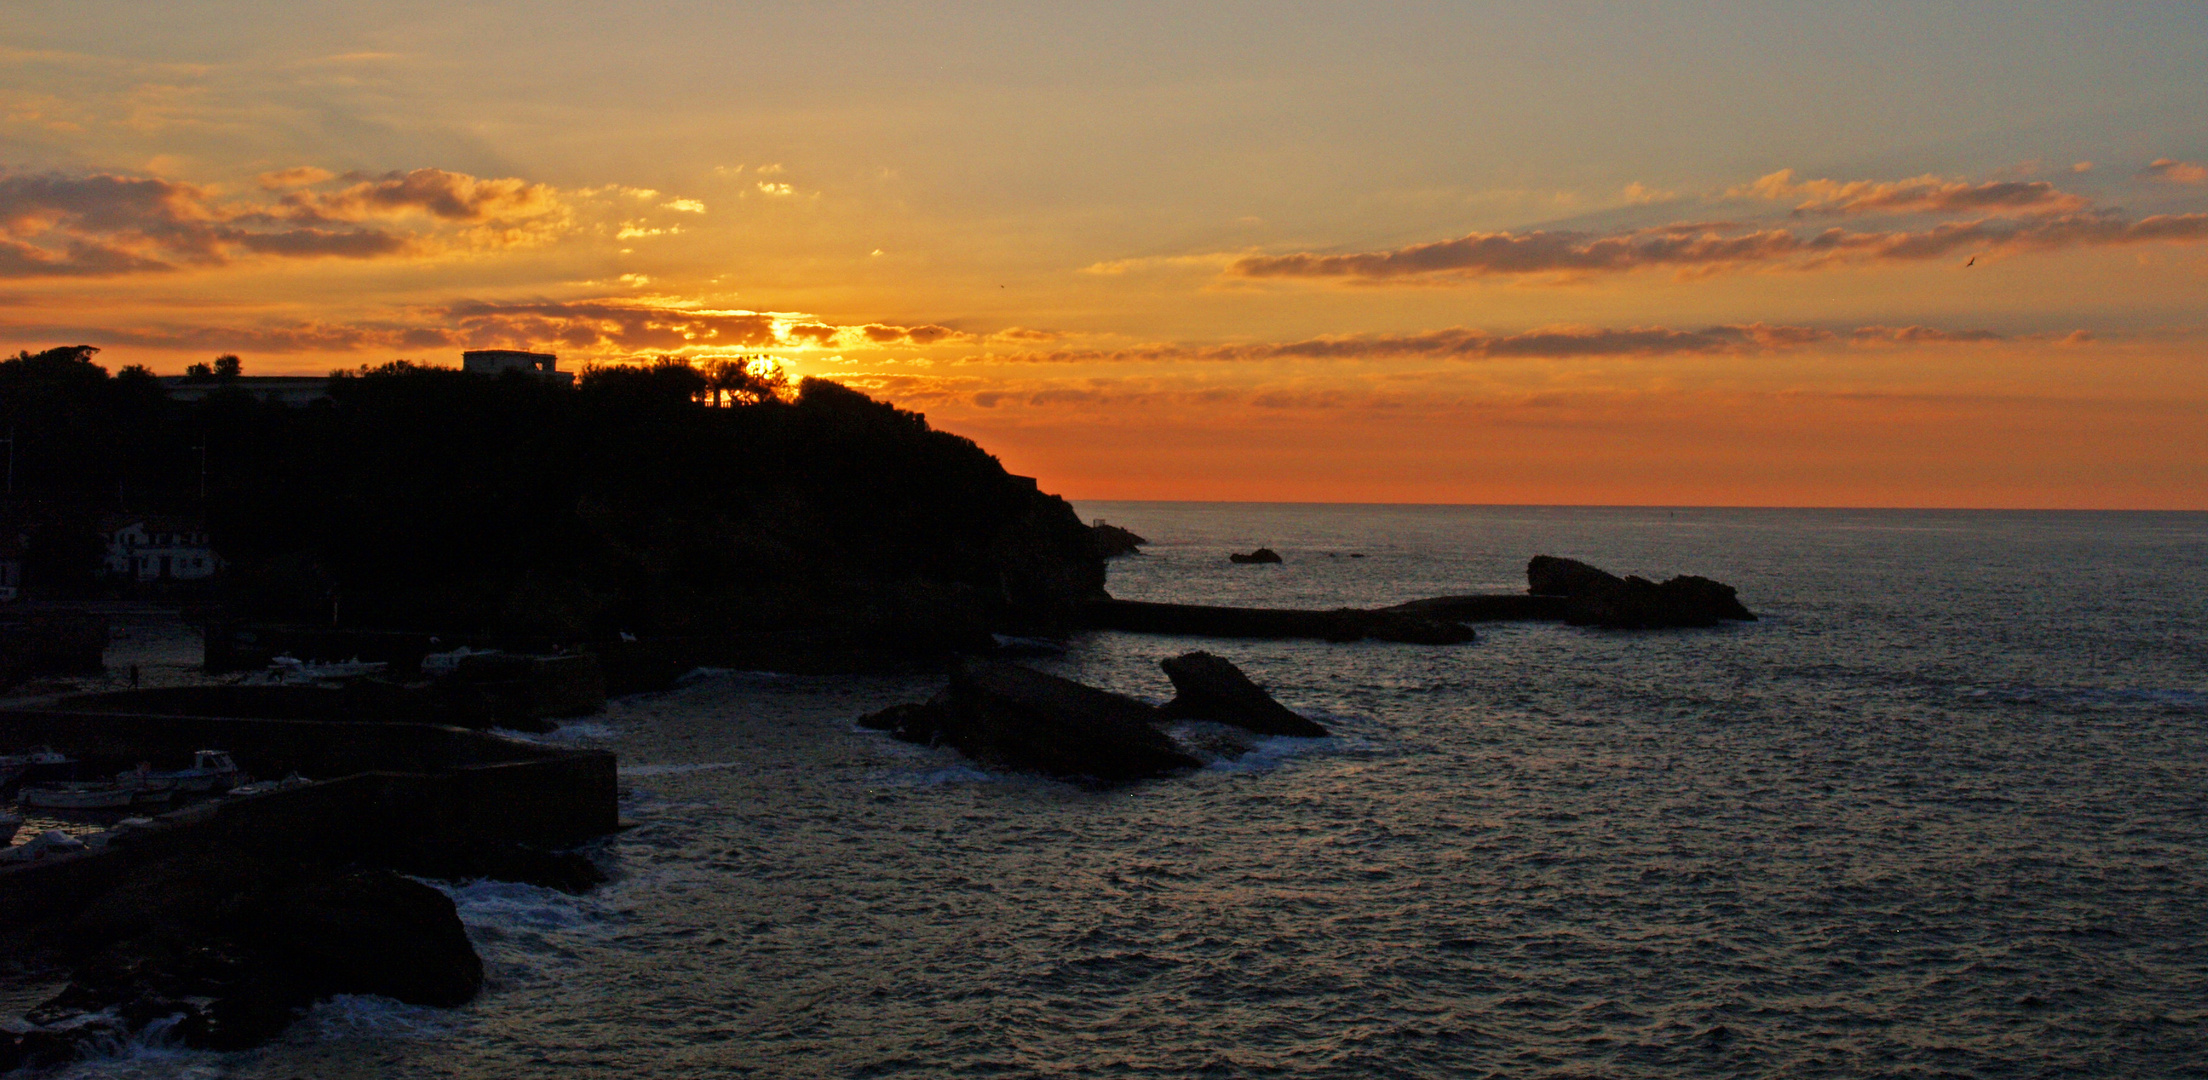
101;516;221;582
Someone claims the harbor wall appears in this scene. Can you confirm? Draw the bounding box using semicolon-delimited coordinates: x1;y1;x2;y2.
0;710;618;925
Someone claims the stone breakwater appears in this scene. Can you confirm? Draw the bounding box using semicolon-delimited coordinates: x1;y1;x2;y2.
1081;555;1754;641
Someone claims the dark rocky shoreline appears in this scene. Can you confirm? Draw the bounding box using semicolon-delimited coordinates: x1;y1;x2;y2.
0;700;617;1067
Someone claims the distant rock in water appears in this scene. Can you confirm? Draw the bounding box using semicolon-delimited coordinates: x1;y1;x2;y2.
1089;521;1148;559
856;700;947;744
1157;651;1327;737
1526;555;1755;628
1229;547;1284;564
864;657;1201;782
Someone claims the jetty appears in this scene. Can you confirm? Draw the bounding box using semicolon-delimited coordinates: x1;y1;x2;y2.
0;698;616;923
1078;556;1753;641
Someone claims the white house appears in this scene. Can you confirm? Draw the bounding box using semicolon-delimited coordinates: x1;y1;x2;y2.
101;516;221;582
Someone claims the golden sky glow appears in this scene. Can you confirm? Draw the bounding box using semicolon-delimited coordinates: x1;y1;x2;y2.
4;2;2205;507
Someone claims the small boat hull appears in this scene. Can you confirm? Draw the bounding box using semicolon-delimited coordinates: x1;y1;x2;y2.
20;784;136;810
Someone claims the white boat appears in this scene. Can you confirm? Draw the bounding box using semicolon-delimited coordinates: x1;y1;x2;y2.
114;764;180;805
261;654;387;685
226;772;312;797
151;750;244;793
19;782;136;810
0;746;75;770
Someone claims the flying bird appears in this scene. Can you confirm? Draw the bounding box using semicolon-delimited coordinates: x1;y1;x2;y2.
1964;256;1976;267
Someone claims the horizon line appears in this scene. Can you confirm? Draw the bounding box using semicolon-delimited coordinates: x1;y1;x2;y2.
1062;498;2208;514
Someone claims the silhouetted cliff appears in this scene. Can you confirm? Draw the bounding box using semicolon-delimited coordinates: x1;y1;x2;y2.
0;348;1102;653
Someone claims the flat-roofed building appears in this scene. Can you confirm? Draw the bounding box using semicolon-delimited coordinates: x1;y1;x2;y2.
463;350;574;385
159;375;332;406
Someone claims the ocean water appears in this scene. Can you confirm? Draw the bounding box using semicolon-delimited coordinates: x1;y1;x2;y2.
42;504;2208;1078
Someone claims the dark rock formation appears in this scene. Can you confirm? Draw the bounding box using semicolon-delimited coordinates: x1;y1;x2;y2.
1526;556;1756;628
257;867;482;1006
1229;547;1283;564
871;658;1202;781
1083;598;1476;644
3;847;482;1066
1088;522;1148;559
1156;652;1327;737
1526;554;1622;598
589;637;692;695
856;701;946;745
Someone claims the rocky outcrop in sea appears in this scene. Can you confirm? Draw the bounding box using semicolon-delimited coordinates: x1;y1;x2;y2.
859;652;1324;781
1526;555;1756;628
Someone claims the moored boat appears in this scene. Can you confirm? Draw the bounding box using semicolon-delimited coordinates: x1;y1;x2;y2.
0;746;74;769
150;750;245;793
226;772;312;797
0;746;76;784
115;763;180;805
19;781;136;810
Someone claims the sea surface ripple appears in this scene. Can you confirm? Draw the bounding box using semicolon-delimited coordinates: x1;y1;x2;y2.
66;505;2208;1079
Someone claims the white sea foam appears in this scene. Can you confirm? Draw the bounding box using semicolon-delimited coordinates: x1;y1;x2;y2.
1200;732;1335;774
619;761;741;777
676;667;789;685
300;994;454;1041
436;878;610;935
488;721;618;745
37;1013;211;1080
901;764;1002;786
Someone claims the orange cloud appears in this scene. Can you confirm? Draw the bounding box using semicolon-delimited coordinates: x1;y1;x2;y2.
2143;158;2208;184
8;299;1001;358
1737;169;2089;216
1847;325;2005;344
961;321;2001;364
1219;165;2208;285
275;168;564;224
257;166;335;190
860;323;969;345
434;299;782;351
0;170;408;277
0;163;635;278
1226;212;2208;284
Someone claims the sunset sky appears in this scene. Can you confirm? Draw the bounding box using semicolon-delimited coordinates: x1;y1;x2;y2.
5;2;2205;507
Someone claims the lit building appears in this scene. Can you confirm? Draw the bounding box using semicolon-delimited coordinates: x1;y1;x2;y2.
100;516;221;582
462;350;575;385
